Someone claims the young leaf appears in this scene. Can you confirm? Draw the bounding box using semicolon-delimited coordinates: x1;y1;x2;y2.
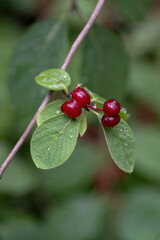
35;69;71;91
97;114;135;173
31;115;79;169
119;109;129;121
37;99;64;126
79;110;87;137
85;87;105;108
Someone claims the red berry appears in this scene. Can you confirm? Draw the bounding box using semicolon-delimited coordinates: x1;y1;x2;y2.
101;114;120;127
72;87;90;107
61;99;82;118
103;99;121;116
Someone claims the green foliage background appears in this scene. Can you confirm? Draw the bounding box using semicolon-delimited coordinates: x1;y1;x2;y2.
0;0;160;239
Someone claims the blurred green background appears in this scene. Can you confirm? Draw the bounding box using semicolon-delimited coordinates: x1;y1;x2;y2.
0;0;160;239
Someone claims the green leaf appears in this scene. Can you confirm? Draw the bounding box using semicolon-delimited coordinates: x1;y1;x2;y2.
9;18;68;128
113;0;152;21
82;25;128;102
45;194;107;240
134;125;160;182
85;87;105;107
1;219;46;240
124;19;160;58
0;18;22;137
97;114;135;173
37;99;64;126
31;115;79;169
117;186;160;240
79;110;87;137
35;69;71;91
128;63;160;112
119;109;129;121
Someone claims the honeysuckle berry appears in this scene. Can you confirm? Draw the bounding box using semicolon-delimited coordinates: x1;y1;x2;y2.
103;99;121;116
72;87;90;107
101;114;120;127
61;99;82;118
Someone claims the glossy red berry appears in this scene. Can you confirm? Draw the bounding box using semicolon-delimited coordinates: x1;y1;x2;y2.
101;114;120;128
72;87;90;107
61;99;82;118
103;99;121;116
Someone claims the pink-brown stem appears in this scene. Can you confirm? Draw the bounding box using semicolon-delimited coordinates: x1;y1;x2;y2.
0;0;105;179
86;104;103;112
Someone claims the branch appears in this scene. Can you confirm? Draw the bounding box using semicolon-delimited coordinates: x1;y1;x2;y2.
0;0;105;179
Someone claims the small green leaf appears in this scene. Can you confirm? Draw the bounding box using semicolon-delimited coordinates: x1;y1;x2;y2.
31;115;79;169
97;114;135;173
85;87;105;107
79;110;87;137
119;109;129;121
37;99;64;126
35;69;71;91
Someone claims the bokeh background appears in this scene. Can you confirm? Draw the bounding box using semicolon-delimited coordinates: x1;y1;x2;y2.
0;0;160;239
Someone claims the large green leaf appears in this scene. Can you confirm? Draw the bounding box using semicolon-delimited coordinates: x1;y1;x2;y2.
113;0;152;21
45;194;107;240
35;69;71;91
0;18;22;138
81;25;128;102
124;19;160;58
37;99;64;126
117;186;160;240
31;115;79;169
98;115;135;173
9;18;68;125
134;125;160;182
79;110;87;137
1;219;46;240
128;63;160;112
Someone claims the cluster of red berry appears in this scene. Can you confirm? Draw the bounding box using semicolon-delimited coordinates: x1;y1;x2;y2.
61;87;121;128
61;87;90;118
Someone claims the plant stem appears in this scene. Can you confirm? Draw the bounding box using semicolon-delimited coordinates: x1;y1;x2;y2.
86;104;103;112
0;0;105;179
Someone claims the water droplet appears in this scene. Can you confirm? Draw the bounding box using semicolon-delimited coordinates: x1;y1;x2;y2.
56;110;61;115
121;107;127;114
69;135;73;139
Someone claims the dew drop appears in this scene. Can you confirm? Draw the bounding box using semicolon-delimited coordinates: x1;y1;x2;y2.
121;107;127;114
56;110;61;115
69;135;73;139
